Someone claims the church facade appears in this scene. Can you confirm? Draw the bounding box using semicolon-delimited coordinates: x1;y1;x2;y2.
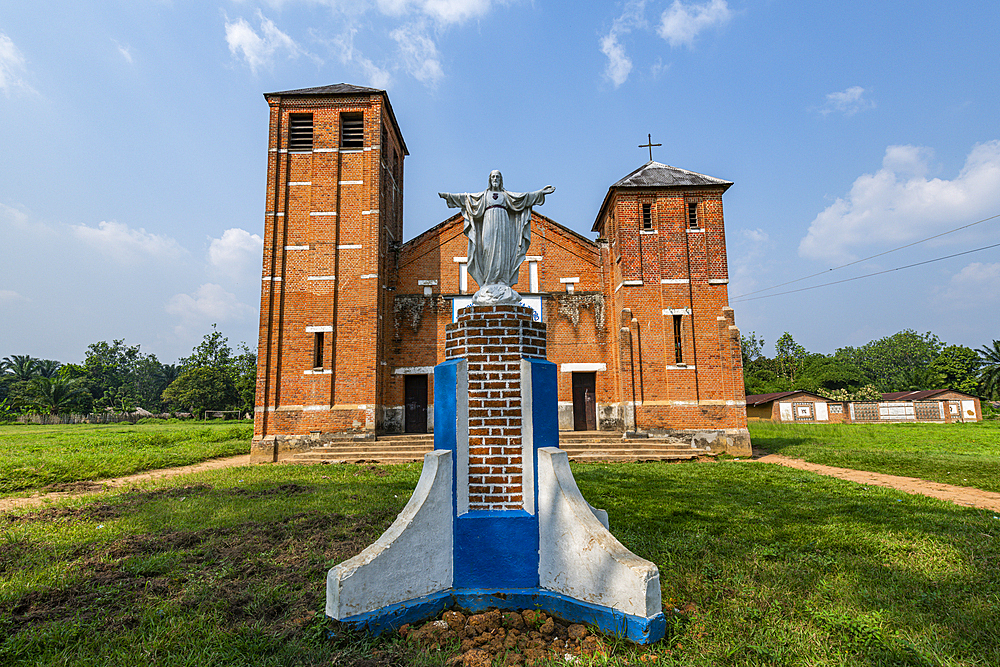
252;84;749;462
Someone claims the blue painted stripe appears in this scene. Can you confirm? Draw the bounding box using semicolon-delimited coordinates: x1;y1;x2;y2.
333;587;666;645
454;512;539;589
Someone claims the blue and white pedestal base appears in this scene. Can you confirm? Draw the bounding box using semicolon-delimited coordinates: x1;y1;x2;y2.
326;320;665;644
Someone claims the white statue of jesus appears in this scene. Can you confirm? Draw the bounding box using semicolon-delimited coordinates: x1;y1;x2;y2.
439;170;555;305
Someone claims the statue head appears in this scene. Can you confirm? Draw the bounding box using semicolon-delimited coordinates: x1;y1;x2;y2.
488;170;503;191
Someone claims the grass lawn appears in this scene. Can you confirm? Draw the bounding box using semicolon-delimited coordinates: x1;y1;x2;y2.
0;421;251;495
748;420;1000;494
2;459;998;666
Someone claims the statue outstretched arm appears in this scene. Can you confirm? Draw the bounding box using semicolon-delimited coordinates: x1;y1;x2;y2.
439;192;465;209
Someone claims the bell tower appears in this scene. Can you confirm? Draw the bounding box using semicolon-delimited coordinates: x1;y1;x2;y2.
252;84;407;461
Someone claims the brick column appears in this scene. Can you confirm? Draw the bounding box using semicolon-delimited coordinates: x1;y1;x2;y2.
445;304;546;510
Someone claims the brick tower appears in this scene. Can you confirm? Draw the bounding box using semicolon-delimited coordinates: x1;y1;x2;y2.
252;84;407;461
592;161;749;450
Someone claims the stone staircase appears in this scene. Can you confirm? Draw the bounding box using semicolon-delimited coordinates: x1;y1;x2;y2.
287;431;712;465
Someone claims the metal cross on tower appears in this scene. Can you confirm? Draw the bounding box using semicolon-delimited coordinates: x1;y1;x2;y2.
638;134;661;162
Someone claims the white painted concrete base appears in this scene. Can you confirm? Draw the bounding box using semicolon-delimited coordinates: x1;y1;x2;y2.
326;450;454;619
537;447;662;619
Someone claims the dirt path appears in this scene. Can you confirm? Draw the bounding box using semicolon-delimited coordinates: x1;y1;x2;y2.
751;450;1000;512
0;454;252;513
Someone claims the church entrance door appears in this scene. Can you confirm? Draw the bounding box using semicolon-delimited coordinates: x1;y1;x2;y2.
404;375;428;433
572;372;597;431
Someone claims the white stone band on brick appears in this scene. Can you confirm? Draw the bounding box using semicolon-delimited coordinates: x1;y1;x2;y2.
452;256;469;263
314;148;337;153
623;280;643;286
303;405;331;411
262;276;282;281
306;326;334;332
418;280;438;286
560;363;607;372
303;369;333;375
339;180;363;185
663;308;692;315
686;228;705;233
665;365;695;370
525;255;543;261
288;181;312;186
559;277;580;283
310;212;337;216
340;149;363;154
338;244;362;249
661;279;689;284
360;274;378;279
307;275;336;281
639;230;658;235
285;245;309;250
708;279;729;284
393;366;435;375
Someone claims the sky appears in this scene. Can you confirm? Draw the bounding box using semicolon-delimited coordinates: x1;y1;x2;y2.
1;0;999;366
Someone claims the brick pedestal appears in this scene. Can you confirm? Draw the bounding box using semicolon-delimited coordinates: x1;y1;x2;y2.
445;304;546;511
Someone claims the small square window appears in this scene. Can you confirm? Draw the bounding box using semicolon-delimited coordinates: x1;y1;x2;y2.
687;202;699;229
340;113;364;149
288;114;313;151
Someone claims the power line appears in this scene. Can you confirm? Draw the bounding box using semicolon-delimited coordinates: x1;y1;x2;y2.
731;240;1000;303
731;212;1000;299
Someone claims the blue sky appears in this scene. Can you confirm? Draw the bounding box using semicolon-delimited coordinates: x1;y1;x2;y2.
1;1;998;365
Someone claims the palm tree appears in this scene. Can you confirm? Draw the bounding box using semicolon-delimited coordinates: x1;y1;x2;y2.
1;355;39;381
31;376;87;415
35;359;62;378
977;340;1000;399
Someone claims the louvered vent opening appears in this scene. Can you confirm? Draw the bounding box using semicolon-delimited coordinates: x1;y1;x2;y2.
288;114;313;151
642;203;652;229
687;202;699;228
341;113;364;149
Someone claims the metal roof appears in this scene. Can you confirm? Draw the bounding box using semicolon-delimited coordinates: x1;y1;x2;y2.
264;83;384;97
744;391;830;406
592;161;733;232
611;160;733;189
263;83;408;156
881;389;977;401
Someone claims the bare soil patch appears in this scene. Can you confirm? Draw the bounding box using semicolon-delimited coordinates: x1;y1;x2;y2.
750;448;1000;511
0;454;251;513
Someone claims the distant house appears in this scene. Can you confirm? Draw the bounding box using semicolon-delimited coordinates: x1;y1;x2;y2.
746;389;982;424
745;391;845;423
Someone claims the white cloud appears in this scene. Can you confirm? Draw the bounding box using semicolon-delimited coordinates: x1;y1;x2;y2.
374;0;496;25
112;39;133;64
799;141;1000;263
934;262;1000;310
0;289;29;305
599;1;646;87
657;0;731;48
0;31;34;95
332;30;393;89
166;283;254;337
71;220;187;264
208;228;263;283
390;22;444;85
818;86;874;116
225;11;307;75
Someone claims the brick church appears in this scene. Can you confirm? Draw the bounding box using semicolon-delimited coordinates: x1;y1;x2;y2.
252;84;749;462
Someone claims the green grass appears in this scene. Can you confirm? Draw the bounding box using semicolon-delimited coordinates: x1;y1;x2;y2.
2;459;999;666
0;421;251;495
748;420;1000;494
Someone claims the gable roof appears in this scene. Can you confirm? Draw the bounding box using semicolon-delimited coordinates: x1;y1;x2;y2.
593;161;733;231
744;390;832;406
263;83;408;156
400;210;598;256
881;389;978;401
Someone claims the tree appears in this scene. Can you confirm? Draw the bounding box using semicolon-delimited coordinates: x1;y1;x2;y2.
928;345;981;394
977;340;1000;399
2;355;39;381
84;340;142;410
162;367;237;417
835;330;943;392
35;359;62;379
740;332;766;366
797;355;869;394
774;332;807;384
30;376;88;415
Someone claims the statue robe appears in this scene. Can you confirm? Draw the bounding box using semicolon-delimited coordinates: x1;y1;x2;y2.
441;187;550;289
